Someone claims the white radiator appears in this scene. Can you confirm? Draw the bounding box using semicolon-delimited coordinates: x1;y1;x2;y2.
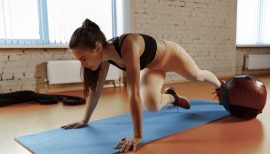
47;60;81;84
47;60;122;84
245;54;270;70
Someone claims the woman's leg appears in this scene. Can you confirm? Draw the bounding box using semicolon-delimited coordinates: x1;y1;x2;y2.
176;45;221;88
140;68;175;112
161;41;221;89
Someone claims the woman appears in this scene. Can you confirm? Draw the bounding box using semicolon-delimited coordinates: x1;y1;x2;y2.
62;19;223;153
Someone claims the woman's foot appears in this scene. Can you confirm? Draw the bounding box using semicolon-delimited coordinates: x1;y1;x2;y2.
214;80;225;104
164;87;190;109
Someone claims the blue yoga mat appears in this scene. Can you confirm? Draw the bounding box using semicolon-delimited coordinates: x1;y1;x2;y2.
16;100;230;154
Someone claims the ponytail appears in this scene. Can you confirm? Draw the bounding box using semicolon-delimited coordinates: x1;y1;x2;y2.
82;19;100;31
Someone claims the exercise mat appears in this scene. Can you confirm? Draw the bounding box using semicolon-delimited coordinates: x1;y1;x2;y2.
16;100;230;154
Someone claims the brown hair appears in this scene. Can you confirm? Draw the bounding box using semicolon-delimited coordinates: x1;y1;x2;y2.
69;19;108;97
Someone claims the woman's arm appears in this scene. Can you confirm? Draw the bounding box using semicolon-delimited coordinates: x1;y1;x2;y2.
62;61;110;129
116;34;143;152
82;61;110;122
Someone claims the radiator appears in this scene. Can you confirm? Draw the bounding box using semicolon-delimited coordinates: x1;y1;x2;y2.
245;54;270;70
47;60;81;84
47;60;122;84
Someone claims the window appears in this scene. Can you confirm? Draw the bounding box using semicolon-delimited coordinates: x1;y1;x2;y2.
0;0;115;47
0;0;40;44
46;0;113;45
237;0;270;46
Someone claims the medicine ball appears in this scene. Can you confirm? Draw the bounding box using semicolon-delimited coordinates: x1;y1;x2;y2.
220;75;267;119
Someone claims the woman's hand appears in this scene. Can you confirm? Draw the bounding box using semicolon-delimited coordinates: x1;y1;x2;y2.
115;137;142;153
61;120;88;129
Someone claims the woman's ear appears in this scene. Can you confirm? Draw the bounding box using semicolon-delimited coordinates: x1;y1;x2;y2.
94;42;102;53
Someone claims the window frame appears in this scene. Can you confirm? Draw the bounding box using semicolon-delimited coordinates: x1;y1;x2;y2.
0;0;117;48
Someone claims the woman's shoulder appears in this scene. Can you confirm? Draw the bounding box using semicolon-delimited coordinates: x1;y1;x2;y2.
119;33;145;45
119;33;149;38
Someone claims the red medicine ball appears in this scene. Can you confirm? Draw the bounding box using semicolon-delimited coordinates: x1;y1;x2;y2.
221;75;267;119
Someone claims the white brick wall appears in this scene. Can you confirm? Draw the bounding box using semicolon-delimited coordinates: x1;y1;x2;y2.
131;0;237;82
0;49;73;93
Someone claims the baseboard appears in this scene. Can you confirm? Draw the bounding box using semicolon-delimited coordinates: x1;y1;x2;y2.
37;75;255;93
37;82;125;93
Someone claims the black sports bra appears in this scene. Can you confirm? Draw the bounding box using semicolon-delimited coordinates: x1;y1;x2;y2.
108;33;157;71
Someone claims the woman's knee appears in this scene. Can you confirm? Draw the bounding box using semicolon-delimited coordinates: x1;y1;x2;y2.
187;70;207;82
145;103;160;112
142;96;161;112
196;70;206;82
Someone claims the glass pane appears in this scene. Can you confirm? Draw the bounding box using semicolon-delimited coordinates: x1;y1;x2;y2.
0;0;39;39
47;0;113;44
0;0;5;38
261;0;270;44
236;0;259;45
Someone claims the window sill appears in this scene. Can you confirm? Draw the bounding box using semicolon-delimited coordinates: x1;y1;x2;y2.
0;44;68;49
236;45;270;48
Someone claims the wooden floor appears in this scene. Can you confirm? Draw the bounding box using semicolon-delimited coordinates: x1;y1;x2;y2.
0;75;270;154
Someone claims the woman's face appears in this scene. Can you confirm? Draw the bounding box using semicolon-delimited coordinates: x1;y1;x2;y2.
72;43;102;71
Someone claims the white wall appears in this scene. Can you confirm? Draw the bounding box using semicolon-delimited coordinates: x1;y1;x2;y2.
130;0;237;82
